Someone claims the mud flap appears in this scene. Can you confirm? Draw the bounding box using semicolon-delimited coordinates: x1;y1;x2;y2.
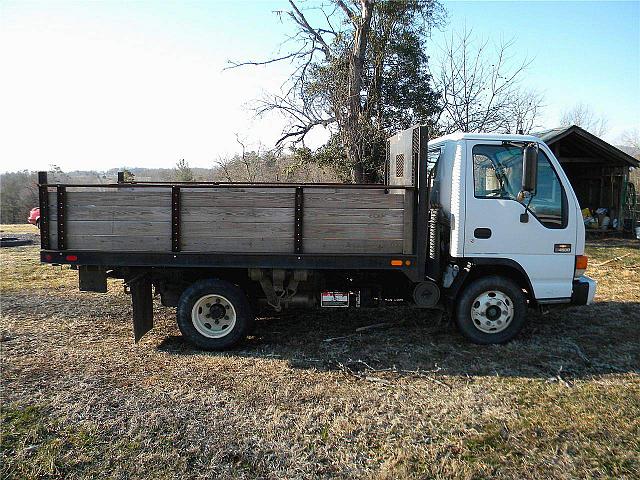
131;276;153;342
79;266;107;293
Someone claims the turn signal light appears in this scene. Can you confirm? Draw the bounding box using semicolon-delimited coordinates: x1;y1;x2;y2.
575;255;588;278
390;260;403;266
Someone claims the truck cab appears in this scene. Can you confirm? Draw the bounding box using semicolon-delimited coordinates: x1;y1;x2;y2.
422;132;596;342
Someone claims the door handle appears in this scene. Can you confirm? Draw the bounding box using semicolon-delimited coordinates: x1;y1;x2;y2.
474;228;492;239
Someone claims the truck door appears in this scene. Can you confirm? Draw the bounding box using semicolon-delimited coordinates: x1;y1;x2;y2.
463;140;577;300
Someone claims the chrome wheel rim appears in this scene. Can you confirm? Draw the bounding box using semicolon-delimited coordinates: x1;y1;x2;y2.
470;290;514;334
191;294;236;339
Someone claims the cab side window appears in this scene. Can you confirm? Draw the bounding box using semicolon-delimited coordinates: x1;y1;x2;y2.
472;144;566;228
529;153;566;228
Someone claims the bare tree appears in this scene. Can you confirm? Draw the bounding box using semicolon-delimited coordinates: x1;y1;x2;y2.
433;28;544;134
502;88;545;134
235;134;259;182
229;0;443;182
619;128;640;155
214;155;235;182
560;103;608;137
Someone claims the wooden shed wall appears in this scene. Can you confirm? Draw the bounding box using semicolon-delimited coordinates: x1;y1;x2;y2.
46;187;410;254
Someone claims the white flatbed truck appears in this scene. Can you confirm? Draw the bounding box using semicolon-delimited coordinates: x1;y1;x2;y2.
38;126;596;349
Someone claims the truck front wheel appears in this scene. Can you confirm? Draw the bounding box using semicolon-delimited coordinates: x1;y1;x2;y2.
455;276;526;344
177;279;254;350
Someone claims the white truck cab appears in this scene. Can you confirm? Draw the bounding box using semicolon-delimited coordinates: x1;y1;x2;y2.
426;132;596;342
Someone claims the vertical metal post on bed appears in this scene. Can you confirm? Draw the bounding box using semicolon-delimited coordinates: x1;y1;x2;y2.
56;186;66;251
171;186;181;252
294;186;304;254
38;171;50;250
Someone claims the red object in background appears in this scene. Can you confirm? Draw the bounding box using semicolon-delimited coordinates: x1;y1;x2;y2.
28;207;40;227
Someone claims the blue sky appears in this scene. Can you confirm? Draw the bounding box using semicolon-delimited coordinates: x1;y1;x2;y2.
431;1;639;138
0;0;638;172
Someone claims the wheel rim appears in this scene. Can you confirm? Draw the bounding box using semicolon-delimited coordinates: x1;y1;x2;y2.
470;290;514;334
191;294;237;339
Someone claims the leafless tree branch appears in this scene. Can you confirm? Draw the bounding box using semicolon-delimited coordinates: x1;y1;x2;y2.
433;28;544;134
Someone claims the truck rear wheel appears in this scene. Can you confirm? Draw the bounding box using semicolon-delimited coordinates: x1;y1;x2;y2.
455;276;526;344
177;279;254;350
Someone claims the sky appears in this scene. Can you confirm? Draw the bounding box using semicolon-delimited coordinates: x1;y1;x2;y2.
0;0;638;173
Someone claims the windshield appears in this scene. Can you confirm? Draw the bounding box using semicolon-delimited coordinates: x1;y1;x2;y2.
473;145;523;199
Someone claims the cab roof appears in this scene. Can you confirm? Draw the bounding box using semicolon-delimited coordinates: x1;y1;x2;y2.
428;132;542;145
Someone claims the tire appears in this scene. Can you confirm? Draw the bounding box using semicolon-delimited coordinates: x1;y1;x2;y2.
176;279;254;350
455;276;527;344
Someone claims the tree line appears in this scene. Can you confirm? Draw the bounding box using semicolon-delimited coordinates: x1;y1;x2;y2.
0;150;338;224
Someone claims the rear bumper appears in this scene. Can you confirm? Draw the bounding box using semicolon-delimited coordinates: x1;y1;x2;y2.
571;275;596;305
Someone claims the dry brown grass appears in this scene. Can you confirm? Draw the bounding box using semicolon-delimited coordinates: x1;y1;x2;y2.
1;224;639;479
0;224;39;235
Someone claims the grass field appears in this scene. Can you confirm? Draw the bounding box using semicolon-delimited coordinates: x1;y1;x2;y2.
1;224;639;479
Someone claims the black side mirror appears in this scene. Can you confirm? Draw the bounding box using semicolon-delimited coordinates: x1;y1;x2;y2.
522;144;538;193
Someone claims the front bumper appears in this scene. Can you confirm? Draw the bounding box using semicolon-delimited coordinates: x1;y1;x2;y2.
571;275;597;305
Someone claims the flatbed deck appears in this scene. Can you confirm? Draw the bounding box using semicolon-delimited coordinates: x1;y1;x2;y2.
39;126;431;284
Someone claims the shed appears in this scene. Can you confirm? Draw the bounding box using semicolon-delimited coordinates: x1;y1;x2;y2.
535;125;639;232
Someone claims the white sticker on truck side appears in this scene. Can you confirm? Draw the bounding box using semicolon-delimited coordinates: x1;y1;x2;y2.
321;292;349;307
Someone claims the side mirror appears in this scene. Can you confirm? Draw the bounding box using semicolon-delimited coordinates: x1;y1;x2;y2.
521;144;538;193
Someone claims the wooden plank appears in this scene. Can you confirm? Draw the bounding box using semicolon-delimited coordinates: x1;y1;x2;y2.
182;221;292;238
304;238;403;254
180;187;296;194
181;190;295;208
304;223;403;240
182;207;293;223
49;234;171;251
48;191;171;207
304;190;404;209
308;187;403;194
48;205;171;222
49;220;170;236
403;190;414;254
305;208;404;224
181;237;292;253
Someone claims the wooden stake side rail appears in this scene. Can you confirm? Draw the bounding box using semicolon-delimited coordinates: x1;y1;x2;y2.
40;180;414;255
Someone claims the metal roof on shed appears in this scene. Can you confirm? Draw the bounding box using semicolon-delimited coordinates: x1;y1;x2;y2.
533;125;639;167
